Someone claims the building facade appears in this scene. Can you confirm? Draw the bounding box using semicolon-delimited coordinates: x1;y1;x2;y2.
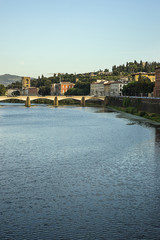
22;77;31;88
132;72;155;82
90;80;127;97
51;82;75;95
109;82;127;96
22;77;32;96
22;87;39;96
104;83;111;96
6;88;21;96
153;67;160;97
90;81;105;96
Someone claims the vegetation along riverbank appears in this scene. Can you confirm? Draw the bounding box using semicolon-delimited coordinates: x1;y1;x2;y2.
109;104;160;123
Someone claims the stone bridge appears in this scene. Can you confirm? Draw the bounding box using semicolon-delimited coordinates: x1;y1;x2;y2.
0;96;108;107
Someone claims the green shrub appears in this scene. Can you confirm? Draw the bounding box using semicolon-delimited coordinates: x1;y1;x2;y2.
135;98;142;109
139;111;146;117
123;97;131;107
126;107;138;114
150;113;156;117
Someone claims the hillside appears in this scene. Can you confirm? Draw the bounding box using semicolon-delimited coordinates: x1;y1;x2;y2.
0;74;22;86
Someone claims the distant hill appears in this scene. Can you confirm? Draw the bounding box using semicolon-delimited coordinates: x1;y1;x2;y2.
0;74;22;86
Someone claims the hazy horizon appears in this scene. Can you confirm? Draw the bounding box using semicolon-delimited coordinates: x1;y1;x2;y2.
1;0;160;78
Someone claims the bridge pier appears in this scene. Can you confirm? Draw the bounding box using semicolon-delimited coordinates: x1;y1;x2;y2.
25;96;31;107
104;96;109;106
54;96;59;106
81;96;85;107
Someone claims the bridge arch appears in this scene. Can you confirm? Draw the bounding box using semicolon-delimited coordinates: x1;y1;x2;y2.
0;96;26;102
0;95;107;107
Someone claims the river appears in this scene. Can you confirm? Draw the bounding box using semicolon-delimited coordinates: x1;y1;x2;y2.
0;104;160;240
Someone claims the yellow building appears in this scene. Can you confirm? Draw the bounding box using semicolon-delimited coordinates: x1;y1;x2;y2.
22;77;31;88
132;72;155;82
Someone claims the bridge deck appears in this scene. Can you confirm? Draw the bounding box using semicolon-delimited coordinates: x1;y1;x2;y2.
0;96;105;102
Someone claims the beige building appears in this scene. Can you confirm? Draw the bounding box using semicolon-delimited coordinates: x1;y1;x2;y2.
109;82;127;96
90;81;105;96
6;88;21;96
104;82;111;96
91;80;127;97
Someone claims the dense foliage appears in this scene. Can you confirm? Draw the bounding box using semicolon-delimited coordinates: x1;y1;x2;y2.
112;61;160;76
65;82;90;96
11;90;21;96
0;84;6;95
38;86;51;96
7;81;22;89
122;77;155;96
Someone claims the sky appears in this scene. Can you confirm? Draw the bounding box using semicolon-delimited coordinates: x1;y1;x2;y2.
0;0;160;78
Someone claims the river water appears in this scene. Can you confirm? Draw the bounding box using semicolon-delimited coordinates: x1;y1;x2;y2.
0;104;160;240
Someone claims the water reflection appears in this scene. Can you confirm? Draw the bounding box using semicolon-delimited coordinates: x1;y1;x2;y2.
1;105;160;240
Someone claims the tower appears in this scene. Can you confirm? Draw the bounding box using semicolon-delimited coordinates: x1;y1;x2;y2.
22;77;31;89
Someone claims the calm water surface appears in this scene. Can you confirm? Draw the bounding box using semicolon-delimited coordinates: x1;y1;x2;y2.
0;104;160;240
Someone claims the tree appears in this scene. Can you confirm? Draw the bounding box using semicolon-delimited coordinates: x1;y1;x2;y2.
0;84;6;95
65;88;78;96
65;81;90;96
140;76;151;84
38;86;51;96
7;81;22;89
138;73;142;82
11;90;20;96
122;81;154;96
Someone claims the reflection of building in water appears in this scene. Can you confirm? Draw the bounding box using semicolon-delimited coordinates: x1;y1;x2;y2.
155;128;160;143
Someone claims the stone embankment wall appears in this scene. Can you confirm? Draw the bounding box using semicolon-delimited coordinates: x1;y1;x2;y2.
107;97;160;114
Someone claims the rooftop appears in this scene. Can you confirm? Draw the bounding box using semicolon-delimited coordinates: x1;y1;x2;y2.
60;82;75;85
132;72;155;75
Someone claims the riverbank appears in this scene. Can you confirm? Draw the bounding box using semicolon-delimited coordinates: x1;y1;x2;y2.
109;105;160;123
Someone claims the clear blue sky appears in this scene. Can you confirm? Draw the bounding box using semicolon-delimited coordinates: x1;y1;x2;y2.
0;0;160;77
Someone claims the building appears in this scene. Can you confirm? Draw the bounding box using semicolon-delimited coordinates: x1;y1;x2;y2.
104;82;112;96
22;77;31;88
90;81;105;96
22;87;39;96
51;84;56;95
132;72;155;82
153;67;160;97
22;77;32;96
21;77;38;96
90;80;127;97
51;82;75;95
28;87;39;96
6;88;21;96
109;82;127;96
